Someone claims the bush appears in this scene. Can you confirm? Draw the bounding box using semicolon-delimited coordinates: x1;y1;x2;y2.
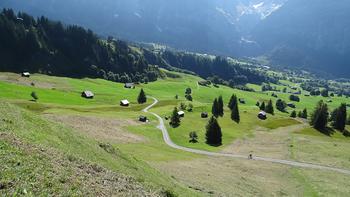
289;95;300;102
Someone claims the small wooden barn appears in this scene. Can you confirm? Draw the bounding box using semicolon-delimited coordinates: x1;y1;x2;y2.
201;112;208;118
139;116;147;122
124;83;134;89
177;111;185;117
81;91;94;99
258;111;267;120
120;99;130;106
239;98;246;104
21;72;30;78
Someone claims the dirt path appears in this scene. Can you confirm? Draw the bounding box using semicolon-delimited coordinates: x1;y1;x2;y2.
144;97;350;175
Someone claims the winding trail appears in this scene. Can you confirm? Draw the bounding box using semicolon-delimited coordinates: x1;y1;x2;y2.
143;97;350;175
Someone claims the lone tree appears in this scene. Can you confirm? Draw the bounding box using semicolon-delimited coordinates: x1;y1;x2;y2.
290;110;297;118
170;107;181;127
228;94;240;123
212;98;220;118
228;94;237;110
321;89;329;97
218;96;224;117
260;102;266;111
301;108;308;119
333;103;347;131
137;88;147;104
265;100;274;115
310;100;329;131
189;131;198;143
31;91;38;102
205;116;222;146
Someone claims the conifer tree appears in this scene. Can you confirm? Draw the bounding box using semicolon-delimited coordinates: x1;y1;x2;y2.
218;96;224;117
290;110;297;118
265;100;274;115
302;108;308;119
228;94;237;110
212;98;219;118
310;100;329;130
298;111;302;118
260;102;266;111
170;107;181;127
137;88;147;104
205;116;222;146
333;103;347;131
231;101;240;123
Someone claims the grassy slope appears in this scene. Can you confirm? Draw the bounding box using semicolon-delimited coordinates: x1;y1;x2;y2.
1;71;350;196
0;102;198;196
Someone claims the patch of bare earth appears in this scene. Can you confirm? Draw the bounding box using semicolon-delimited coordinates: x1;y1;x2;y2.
45;114;146;144
0;132;159;196
153;157;302;196
222;124;307;160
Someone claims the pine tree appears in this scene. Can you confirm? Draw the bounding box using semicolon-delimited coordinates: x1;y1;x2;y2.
256;101;260;107
333;103;347;131
137;88;147;104
260;102;266;111
298;111;302;118
265;100;274;115
302;108;308;119
205;116;222;146
310;100;329;130
212;98;219;118
228;94;237;110
231;102;240;123
170;107;181;127
290;110;297;118
218;96;224;117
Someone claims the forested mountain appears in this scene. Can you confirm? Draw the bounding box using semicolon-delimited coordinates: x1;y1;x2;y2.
0;9;158;83
2;0;349;78
0;9;272;85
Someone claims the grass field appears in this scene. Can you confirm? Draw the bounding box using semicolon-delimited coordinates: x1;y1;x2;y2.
1;71;350;196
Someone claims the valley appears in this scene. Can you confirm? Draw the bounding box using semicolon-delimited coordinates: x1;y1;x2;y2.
1;70;350;196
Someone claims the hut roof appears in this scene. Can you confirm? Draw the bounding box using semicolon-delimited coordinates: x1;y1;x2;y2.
120;99;130;105
82;91;94;97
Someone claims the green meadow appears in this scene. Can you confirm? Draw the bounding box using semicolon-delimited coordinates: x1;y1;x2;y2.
1;71;350;196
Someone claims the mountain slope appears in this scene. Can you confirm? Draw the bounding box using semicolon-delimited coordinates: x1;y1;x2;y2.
251;0;350;77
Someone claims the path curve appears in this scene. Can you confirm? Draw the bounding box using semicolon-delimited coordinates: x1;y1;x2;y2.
143;97;350;175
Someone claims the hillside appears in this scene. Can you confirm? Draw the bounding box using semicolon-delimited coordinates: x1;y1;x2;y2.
1;70;350;195
0;9;275;86
2;0;350;78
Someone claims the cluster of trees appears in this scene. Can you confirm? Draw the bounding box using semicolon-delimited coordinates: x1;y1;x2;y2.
144;49;277;87
0;9;159;83
185;88;193;101
258;100;274;114
290;109;308;119
276;99;287;112
310;101;348;132
228;94;240;123
212;96;224;118
170;107;181;128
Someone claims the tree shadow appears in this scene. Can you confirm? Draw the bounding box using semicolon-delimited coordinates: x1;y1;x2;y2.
317;127;336;136
343;129;350;137
206;142;222;147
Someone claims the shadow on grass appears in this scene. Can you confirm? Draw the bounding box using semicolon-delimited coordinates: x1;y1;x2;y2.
316;127;336;136
343;130;350;137
206;142;222;147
